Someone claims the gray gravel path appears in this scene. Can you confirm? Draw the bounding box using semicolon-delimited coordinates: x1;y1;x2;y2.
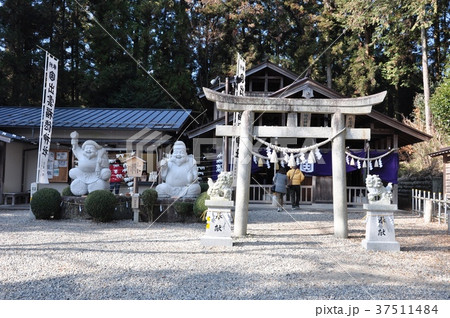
0;204;448;300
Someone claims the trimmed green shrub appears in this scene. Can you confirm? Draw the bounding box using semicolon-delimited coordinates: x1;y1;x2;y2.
193;192;209;219
30;188;62;220
199;182;209;193
141;188;158;221
85;190;117;222
173;202;193;217
61;186;74;196
141;188;158;207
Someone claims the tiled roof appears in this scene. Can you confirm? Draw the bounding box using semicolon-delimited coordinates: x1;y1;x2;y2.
0;106;192;130
429;147;450;157
0;130;34;143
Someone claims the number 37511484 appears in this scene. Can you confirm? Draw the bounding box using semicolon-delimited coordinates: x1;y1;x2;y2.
376;304;438;315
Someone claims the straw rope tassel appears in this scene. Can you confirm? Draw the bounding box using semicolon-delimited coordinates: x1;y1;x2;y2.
288;153;296;167
270;150;278;163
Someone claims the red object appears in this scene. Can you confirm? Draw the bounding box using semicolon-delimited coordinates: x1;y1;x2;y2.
109;163;124;183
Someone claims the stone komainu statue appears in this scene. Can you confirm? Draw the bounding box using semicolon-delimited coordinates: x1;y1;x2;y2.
365;174;393;205
207;171;233;201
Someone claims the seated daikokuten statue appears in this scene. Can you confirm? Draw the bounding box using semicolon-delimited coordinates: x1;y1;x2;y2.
69;131;111;195
155;141;201;198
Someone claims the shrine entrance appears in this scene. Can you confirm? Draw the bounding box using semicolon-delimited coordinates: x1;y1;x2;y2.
203;88;387;239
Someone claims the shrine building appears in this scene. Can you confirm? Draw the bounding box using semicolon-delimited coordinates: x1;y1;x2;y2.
187;61;432;207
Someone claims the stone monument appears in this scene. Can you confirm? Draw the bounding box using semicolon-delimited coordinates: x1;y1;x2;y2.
201;172;234;247
155;141;201;198
362;174;400;251
69;131;111;195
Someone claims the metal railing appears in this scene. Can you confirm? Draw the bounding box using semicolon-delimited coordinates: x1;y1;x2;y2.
347;186;368;205
248;185;367;206
412;189;449;224
249;184;313;204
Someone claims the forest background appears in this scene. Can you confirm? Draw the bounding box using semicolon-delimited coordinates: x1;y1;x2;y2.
0;0;448;174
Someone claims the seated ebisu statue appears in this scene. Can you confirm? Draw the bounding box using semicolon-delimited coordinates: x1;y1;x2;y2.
155;141;201;198
69;131;111;195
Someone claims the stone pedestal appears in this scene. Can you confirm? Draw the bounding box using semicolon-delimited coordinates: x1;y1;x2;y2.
362;204;400;252
201;200;234;247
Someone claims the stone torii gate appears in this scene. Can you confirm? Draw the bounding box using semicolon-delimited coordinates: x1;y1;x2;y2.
203;87;387;239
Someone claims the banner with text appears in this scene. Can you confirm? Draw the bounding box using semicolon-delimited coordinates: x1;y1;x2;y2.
37;52;58;184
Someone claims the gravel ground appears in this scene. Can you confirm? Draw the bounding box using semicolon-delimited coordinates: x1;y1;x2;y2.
0;204;448;300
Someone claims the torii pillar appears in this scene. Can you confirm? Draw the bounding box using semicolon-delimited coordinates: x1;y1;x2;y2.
234;110;254;236
331;110;347;237
203;88;387;239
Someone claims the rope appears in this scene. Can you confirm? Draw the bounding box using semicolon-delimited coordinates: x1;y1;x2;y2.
345;148;396;161
253;127;346;154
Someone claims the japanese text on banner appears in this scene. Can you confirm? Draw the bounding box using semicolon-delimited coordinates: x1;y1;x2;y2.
37;52;58;184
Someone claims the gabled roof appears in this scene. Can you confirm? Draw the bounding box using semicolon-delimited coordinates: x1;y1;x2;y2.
269;77;344;99
429;147;450;157
0;106;192;131
198;61;300;99
245;61;299;80
363;110;432;147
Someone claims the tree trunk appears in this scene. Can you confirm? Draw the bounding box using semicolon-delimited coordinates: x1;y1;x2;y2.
421;26;432;134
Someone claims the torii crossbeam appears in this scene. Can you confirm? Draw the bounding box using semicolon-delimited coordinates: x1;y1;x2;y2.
203;88;387;238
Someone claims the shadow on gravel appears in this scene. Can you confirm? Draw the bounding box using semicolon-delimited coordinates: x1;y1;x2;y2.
2;268;448;300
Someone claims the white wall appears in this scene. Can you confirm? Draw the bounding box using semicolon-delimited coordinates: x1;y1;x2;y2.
4;142;25;192
3;143;71;194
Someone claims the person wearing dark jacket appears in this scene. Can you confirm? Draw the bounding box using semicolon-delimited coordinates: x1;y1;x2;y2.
273;167;287;212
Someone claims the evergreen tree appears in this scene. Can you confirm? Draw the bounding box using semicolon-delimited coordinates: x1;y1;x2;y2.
0;0;43;105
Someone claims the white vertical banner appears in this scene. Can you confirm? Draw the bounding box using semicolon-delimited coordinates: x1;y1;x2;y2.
36;52;58;184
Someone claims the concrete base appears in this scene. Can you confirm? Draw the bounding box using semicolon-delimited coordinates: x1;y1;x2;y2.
200;236;233;247
201;200;234;247
362;239;400;251
362;208;400;252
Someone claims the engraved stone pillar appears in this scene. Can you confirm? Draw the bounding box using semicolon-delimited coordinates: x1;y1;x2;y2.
362;204;400;251
201;200;234;247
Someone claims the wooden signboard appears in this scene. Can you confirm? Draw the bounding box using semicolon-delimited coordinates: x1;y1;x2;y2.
125;156;146;177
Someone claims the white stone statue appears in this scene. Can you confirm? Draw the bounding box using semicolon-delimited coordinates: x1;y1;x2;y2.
207;171;233;201
365;174;393;205
155;141;201;198
69;131;111;195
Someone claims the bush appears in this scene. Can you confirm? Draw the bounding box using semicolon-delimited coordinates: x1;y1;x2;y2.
61;186;74;196
193;192;209;219
199;182;209;193
85;190;117;222
173;202;193;217
141;189;158;221
30;188;62;220
141;188;158;207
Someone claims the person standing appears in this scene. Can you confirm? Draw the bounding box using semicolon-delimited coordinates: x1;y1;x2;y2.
272;167;287;212
287;165;305;209
109;159;125;194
